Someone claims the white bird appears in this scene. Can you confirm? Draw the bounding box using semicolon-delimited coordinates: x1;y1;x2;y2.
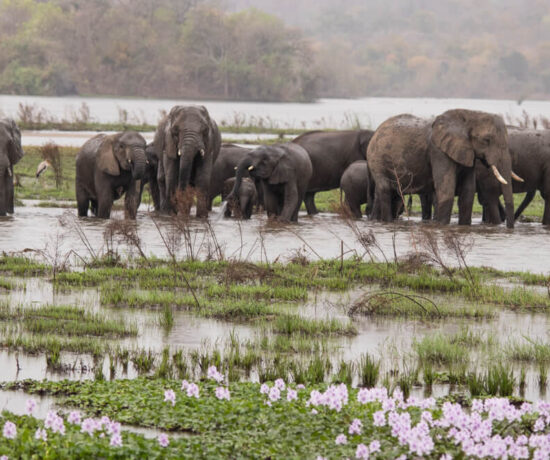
36;160;51;178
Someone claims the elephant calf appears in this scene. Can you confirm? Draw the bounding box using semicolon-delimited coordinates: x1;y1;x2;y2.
222;177;257;219
0;118;24;216
340;161;368;218
75;131;147;219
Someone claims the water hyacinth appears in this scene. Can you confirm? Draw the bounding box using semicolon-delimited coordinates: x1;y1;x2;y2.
181;380;200;398
68;411;81;425
348;418;362;435
2;421;16;440
26;398;37;415
81;418;100;436
207;365;224;383
110;433;123;447
158;433;169;447
34;428;47;441
164;389;176;406
335;433;347;445
215;386;230;400
44;410;65;435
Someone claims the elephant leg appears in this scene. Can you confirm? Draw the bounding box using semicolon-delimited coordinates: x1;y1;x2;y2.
163;157;178;213
0;171;7;216
373;180;393;222
304;192;318;215
90;200;98;216
149;176;161;211
457;170;475;225
280;181;299;222
420;193;433;220
194;164;212;218
243;197;254;219
263;184;279;218
76;187;90;217
7;168;14;214
514;190;535;220
97;193;113;219
433;173;456;225
543;183;550;225
346;197;362;219
498;200;506;222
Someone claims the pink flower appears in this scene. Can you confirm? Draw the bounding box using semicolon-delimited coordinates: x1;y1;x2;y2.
297;384;305;389
81;418;98;436
215;386;230;400
534;417;545;432
181;380;189;390
107;421;121;436
34;428;47;441
26;398;37;415
164;389;176;406
158;433;169;447
68;411;81;425
2;421;16;439
355;443;369;459
260;383;270;394
335;434;347;445
274;378;286;390
110;433;123;447
440;455;452;460
369;440;381;453
45;411;65;435
0;456;8;460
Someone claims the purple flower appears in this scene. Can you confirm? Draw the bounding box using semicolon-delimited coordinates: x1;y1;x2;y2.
207;365;224;383
26;398;37;415
0;456;8;460
45;411;65;435
34;428;47;441
287;389;298;402
335;434;347;445
348;418;362;435
68;411;81;425
297;384;305;389
186;383;200;398
158;433;169;447
81;418;98;436
440;455;452;460
269;386;281;402
107;421;121;436
110;433;123;447
373;410;386;427
260;383;270;394
181;380;189;390
164;389;176;406
369;440;381;453
534;417;545;432
2;421;16;439
215;386;230;400
355;443;369;459
274;378;286;390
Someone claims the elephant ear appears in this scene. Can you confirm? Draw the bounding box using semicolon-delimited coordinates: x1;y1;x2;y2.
7;119;24;165
268;149;292;185
97;135;121;176
431;111;474;167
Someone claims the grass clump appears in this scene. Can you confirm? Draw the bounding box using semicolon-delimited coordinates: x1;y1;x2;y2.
273;314;356;337
414;334;470;366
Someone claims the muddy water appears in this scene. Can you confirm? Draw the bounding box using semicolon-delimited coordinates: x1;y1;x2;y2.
2;204;549;273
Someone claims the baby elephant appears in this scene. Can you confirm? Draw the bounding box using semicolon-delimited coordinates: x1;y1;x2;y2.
76;131;147;219
222;177;257;219
340;161;368;218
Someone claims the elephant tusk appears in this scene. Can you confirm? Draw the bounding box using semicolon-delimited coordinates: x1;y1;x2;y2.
146;160;149;165
7;168;12;177
178;149;182;157
234;166;238;170
200;149;205;157
248;165;254;171
491;165;507;185
511;171;524;182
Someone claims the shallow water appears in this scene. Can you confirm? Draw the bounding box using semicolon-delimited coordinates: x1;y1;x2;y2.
2;204;549;273
2;94;550;130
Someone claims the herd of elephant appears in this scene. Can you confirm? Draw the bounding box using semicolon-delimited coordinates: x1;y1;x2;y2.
1;105;550;229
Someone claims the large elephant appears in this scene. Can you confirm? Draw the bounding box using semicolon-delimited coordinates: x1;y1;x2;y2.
367;109;516;228
0;118;24;216
229;143;312;222
208;143;255;209
154;105;221;217
292;130;374;214
222;177;257;219
477;128;549;224
75;131;147;219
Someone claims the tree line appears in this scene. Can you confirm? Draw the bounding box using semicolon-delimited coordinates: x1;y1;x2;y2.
0;0;549;102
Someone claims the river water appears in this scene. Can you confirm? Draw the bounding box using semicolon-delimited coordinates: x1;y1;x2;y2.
2;94;550;130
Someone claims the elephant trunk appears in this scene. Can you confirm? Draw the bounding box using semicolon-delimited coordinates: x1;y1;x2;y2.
130;146;147;180
485;147;514;228
177;138;205;191
228;158;253;202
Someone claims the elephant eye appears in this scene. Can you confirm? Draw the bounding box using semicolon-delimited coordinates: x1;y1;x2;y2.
482;137;491;145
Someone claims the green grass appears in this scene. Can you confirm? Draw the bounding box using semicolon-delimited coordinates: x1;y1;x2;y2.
414;334;470;366
273;314;356;337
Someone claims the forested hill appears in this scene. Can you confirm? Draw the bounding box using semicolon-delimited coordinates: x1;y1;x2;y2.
0;0;549;102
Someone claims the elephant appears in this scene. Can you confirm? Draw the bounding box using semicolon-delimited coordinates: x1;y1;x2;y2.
292;129;374;215
154;105;221;217
0;118;24;216
221;177;257;219
208;143;262;209
136;142;161;211
75;131;147;219
340;161;369;218
229;143;312;222
477;128;550;224
367;109;517;228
